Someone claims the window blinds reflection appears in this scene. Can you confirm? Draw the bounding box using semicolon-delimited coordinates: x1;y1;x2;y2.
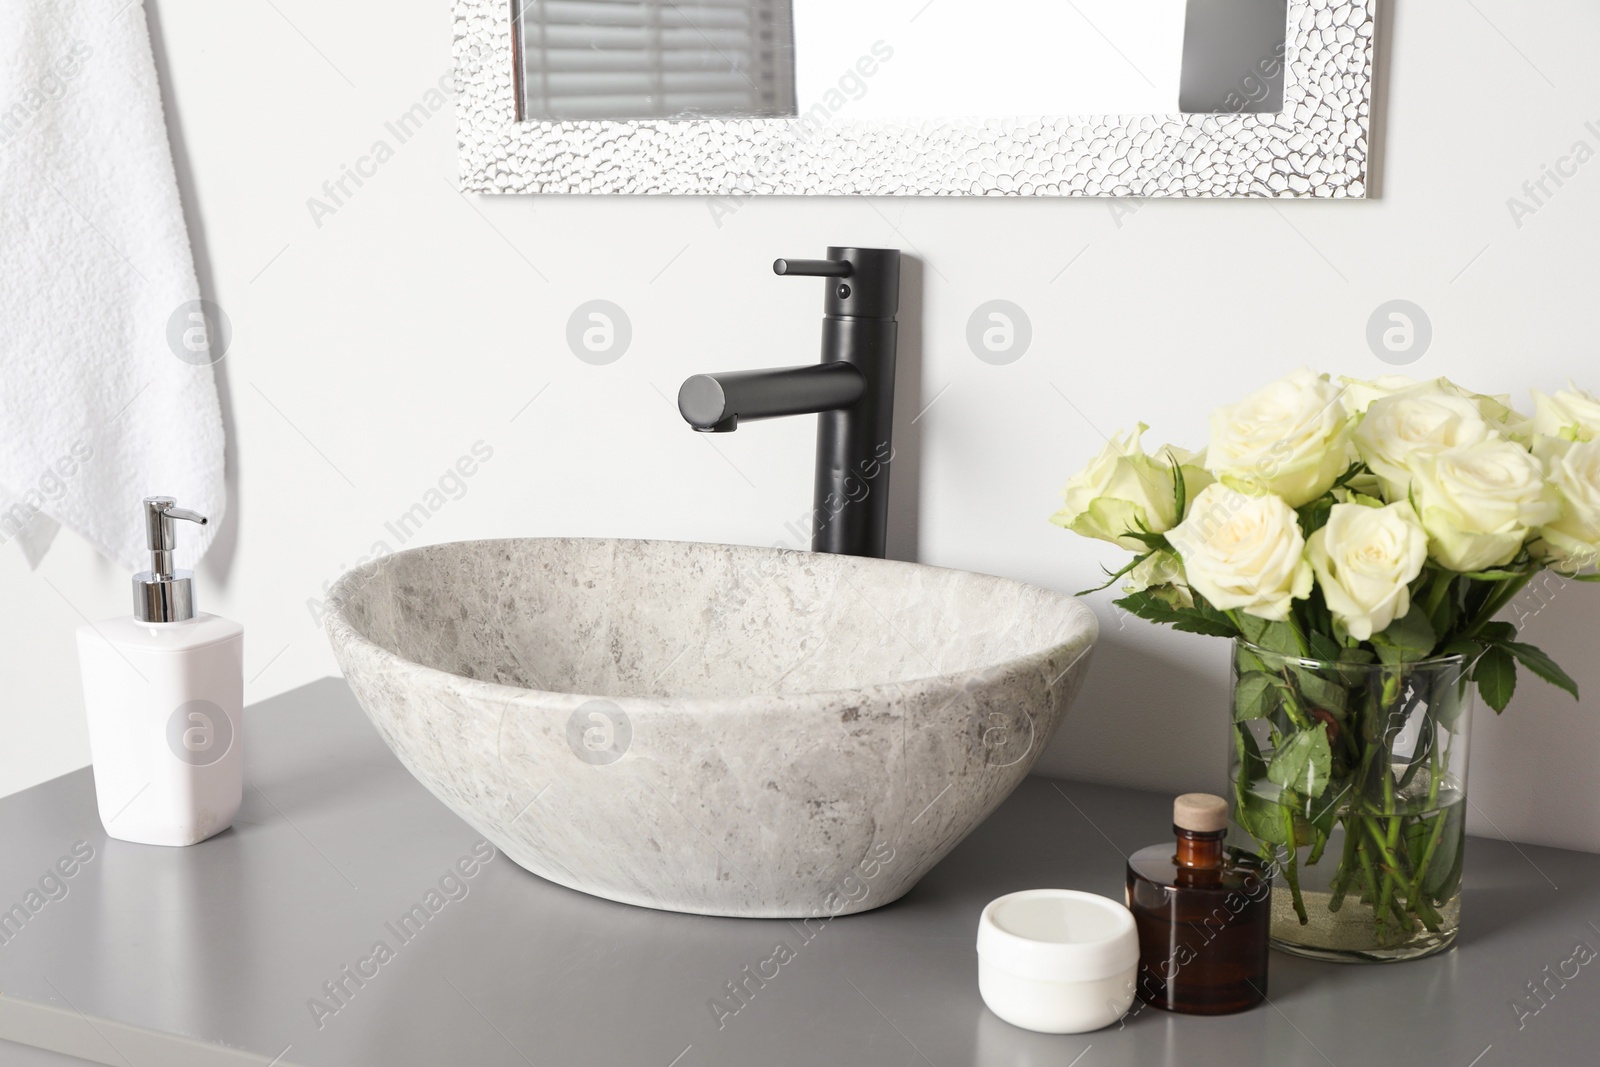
515;0;798;120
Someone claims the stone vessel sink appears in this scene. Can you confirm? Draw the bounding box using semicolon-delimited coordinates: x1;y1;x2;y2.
325;538;1097;918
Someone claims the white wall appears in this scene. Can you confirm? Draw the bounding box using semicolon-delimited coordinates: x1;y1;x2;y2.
5;0;1600;852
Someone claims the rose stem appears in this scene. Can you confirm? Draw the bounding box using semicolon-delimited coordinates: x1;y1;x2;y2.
1407;739;1450;915
1357;844;1385;935
1279;800;1309;925
1328;816;1361;912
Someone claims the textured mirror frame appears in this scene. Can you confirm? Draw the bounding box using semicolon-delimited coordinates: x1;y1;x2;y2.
454;0;1374;197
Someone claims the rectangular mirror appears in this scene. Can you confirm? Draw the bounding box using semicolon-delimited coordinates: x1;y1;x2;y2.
512;0;1289;121
464;0;1372;197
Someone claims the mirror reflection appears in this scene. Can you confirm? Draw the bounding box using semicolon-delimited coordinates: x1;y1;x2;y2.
512;0;1287;123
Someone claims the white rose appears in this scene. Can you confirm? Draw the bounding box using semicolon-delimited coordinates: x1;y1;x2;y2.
1535;438;1600;570
1307;502;1429;640
1207;368;1352;507
1052;425;1213;550
1406;439;1561;572
1121;550;1193;607
1353;386;1494;501
1345;376;1531;441
1533;384;1600;443
1339;374;1424;416
1456;385;1533;443
1166;483;1314;621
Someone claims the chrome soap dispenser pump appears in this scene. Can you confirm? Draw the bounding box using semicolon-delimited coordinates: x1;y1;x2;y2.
76;496;244;846
134;496;207;622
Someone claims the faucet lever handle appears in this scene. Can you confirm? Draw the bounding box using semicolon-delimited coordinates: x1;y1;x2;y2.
773;258;852;278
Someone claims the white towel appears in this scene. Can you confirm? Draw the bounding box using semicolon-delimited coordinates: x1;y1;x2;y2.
0;0;224;572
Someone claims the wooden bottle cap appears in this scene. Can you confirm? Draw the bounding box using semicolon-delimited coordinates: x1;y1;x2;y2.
1174;793;1229;833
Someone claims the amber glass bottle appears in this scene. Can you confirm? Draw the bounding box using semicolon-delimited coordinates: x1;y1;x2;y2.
1125;793;1270;1014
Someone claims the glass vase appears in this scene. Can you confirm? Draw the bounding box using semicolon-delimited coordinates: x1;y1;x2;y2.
1227;639;1472;963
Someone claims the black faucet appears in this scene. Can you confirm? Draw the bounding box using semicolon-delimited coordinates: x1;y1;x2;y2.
678;247;900;559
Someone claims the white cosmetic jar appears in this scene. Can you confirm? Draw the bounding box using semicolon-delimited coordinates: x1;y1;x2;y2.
976;889;1140;1034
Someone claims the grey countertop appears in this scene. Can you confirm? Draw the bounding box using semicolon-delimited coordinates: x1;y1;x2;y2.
0;678;1595;1067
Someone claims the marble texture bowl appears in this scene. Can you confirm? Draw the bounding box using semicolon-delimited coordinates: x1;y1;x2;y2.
324;538;1097;918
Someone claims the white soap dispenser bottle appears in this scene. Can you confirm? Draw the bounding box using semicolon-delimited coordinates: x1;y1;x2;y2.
77;496;243;846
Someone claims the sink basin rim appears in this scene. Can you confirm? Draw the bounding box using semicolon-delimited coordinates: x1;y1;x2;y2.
323;535;1099;710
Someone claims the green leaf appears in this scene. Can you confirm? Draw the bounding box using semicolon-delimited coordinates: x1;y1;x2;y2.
1114;591;1241;638
1234;721;1268;780
1171;614;1244;638
1176;598;1241;638
1437;639;1484;668
1236;791;1292;846
1267;726;1333;799
1292;667;1349;714
1111;589;1178;623
1238;615;1305;658
1371;607;1438;664
1235;646;1269;675
1476;621;1517;645
1473;645;1517;712
1307;781;1348;834
1233;672;1280;722
1307;630;1342;664
1461;569;1529;581
1297;497;1334;538
1499;641;1580;701
1232;726;1283;848
1235;612;1270;644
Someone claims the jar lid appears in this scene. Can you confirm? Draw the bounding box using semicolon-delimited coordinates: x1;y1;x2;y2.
976;889;1139;983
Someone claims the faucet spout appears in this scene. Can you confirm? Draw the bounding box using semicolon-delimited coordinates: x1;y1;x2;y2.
677;246;900;558
677;363;864;432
